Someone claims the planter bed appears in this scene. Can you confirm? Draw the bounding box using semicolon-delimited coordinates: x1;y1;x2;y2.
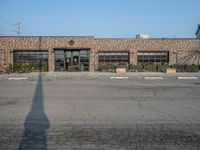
172;65;186;72
116;65;129;69
185;65;199;72
129;65;144;71
157;65;171;72
143;65;158;71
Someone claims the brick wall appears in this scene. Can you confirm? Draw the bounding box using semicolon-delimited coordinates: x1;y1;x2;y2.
0;36;95;71
94;38;200;69
0;36;200;72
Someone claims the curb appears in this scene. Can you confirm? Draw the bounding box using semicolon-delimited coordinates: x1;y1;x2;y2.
110;77;129;80
144;77;164;80
1;72;200;80
7;77;28;80
178;77;198;80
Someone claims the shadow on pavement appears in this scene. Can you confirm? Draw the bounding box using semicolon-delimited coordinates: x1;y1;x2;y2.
19;73;50;150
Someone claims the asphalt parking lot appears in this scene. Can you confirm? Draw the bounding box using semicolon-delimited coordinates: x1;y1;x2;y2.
0;74;200;150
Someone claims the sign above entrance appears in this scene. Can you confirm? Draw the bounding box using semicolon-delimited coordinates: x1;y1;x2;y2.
69;39;75;46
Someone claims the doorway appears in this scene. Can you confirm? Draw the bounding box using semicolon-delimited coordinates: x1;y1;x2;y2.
65;51;79;71
54;49;89;71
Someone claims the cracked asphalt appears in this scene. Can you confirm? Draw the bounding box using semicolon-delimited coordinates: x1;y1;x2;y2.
0;75;200;150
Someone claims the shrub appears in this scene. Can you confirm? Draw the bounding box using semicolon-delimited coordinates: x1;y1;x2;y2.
185;65;199;72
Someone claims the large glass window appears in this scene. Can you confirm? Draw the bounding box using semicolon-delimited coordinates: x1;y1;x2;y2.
80;50;89;71
54;49;89;71
98;52;129;63
55;50;64;71
13;50;48;72
98;51;129;71
137;51;169;65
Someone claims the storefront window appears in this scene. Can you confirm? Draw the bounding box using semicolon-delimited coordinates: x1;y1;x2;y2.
54;49;89;71
13;50;48;72
137;51;169;65
98;51;129;71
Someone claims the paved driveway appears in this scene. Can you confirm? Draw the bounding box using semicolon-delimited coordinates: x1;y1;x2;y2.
0;75;200;150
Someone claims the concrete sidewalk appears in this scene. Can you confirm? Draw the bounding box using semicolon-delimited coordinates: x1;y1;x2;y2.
1;72;200;80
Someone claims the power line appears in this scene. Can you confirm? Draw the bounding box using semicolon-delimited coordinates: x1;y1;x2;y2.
0;16;17;24
0;24;4;35
0;16;17;35
0;18;15;26
0;16;34;36
21;24;33;36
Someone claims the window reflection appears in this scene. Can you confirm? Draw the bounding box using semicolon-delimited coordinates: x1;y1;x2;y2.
137;51;169;65
98;51;129;71
54;49;89;71
13;50;48;72
98;52;129;63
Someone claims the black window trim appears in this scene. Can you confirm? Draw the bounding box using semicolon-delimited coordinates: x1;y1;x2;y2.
137;51;169;65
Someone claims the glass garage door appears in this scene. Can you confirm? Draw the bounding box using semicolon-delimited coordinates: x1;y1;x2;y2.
13;50;48;72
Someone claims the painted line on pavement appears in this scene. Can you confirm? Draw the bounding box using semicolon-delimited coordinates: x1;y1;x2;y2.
178;77;198;80
144;77;164;80
8;77;28;80
110;77;129;79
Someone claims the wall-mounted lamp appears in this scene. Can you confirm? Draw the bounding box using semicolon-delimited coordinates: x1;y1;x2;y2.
51;49;55;53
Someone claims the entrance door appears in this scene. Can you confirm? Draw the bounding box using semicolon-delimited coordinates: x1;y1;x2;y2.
55;49;89;71
65;51;80;71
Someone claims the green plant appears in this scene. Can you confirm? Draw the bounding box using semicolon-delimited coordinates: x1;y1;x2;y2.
118;62;128;66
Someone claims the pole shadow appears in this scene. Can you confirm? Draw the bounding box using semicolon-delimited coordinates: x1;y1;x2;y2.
19;73;50;150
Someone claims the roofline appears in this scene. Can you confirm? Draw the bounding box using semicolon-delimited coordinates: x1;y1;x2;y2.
96;38;200;40
0;36;199;40
0;35;95;38
95;38;133;40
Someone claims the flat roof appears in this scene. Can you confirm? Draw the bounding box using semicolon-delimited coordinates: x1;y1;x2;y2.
0;36;95;38
0;36;199;40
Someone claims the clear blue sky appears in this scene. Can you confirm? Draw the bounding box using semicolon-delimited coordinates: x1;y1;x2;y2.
0;0;200;38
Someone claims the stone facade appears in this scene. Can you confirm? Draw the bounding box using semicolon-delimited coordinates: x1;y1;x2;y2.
0;36;200;72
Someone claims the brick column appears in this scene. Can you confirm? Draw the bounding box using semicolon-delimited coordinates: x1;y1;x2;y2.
89;49;95;72
7;49;11;66
48;49;55;72
129;50;137;65
169;51;176;65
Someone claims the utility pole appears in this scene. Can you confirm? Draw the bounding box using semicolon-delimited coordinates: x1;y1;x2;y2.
15;22;20;36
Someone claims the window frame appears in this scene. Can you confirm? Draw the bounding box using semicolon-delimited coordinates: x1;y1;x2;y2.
13;49;49;71
137;51;169;65
98;51;129;64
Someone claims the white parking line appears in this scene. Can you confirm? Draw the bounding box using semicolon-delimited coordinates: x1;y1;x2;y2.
8;77;27;80
110;77;129;79
178;77;198;80
144;77;164;80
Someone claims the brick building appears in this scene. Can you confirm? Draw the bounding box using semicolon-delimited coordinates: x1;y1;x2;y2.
0;35;200;72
